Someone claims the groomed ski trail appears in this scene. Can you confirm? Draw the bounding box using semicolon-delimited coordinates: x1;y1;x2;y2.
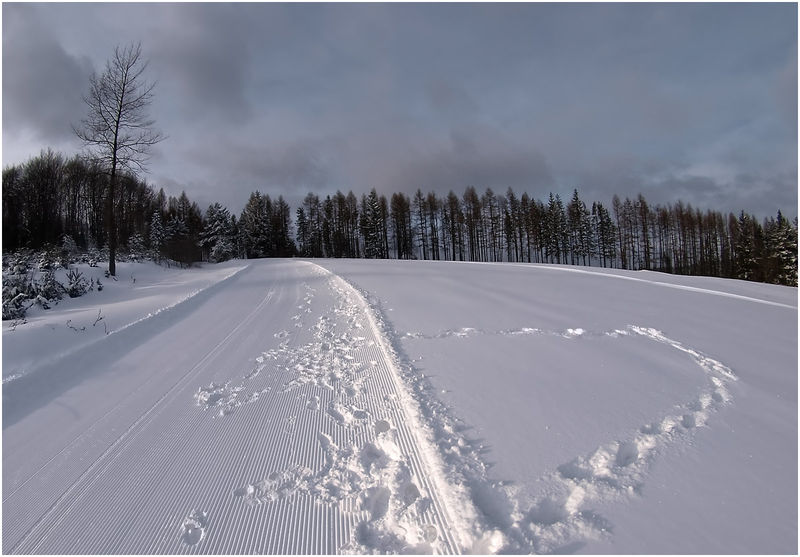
4;272;277;554
302;261;487;553
3;260;491;554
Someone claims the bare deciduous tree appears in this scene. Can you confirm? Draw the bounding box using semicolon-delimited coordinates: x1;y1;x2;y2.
74;42;164;276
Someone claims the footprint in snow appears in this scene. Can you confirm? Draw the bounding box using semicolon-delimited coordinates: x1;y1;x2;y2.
180;509;208;546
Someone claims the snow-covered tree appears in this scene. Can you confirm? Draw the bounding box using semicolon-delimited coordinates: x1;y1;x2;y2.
764;211;798;286
61;234;80;263
735;212;758;280
150;211;166;261
240;191;271;258
128;232;146;261
199;203;237;263
361;189;384;259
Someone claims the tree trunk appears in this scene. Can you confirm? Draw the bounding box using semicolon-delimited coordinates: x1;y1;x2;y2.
107;167;117;276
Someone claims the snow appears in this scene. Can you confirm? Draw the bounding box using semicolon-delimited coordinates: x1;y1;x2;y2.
2;258;796;554
2;260;248;386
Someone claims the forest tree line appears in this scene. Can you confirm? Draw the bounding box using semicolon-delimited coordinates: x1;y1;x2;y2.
3;149;797;286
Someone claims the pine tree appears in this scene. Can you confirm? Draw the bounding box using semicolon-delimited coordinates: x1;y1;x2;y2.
149;210;165;261
734;212;758;280
426;191;441;260
764;211;798;286
296;207;309;257
273;196;293;257
199;203;236;263
240;191;271;258
413;189;429;260
361;189;383;259
567;189;587;265
302;193;323;257
128;232;146;260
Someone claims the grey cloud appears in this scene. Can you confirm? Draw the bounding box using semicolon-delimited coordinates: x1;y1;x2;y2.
2;4;93;142
240;141;330;192
575;156;794;219
149;5;257;125
649;175;726;209
2;3;795;221
356;129;554;197
774;53;798;125
727;172;798;218
172;134;332;210
426;80;479;117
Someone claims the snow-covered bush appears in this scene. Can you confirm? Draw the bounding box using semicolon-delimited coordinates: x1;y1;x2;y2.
61;234;80;265
2;288;29;320
1;250;61;316
87;246;102;268
65;268;89;298
35;267;63;304
2;252;34;320
128;233;147;262
2;249;95;319
36;246;62;271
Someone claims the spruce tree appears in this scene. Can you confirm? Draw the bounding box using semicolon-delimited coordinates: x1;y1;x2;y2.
149;210;165;261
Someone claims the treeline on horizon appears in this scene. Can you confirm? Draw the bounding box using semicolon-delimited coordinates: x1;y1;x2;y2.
3;149;798;286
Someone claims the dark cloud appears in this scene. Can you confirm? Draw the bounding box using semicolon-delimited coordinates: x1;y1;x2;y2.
149;4;257;125
2;3;796;220
373;130;554;198
425;80;480;119
2;4;92;142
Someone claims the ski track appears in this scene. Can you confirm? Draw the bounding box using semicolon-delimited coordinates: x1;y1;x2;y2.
229;263;480;553
4;260;742;554
2;264;250;387
505;262;796;310
5;281;278;554
5;262;481;554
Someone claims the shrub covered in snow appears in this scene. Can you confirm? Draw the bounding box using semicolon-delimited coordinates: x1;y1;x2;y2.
2;249;96;320
61;235;80;265
2;251;34;320
36;246;63;272
35;267;63;304
127;233;147;262
65;268;89;298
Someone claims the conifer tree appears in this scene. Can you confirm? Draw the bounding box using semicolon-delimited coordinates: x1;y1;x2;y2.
764;211;798;286
199;203;236;263
240;191;271;258
361;189;383;259
149;210;165;261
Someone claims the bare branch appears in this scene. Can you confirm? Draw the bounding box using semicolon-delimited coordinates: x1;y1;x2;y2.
73;41;165;276
74;41;164;174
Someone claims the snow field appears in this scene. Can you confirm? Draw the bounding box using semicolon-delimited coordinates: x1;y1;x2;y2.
351;317;736;552
3;258;796;554
316;258;796;554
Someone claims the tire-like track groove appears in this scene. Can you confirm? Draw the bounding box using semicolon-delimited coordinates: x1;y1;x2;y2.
8;282;277;554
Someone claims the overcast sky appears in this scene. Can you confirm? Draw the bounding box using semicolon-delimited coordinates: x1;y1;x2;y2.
3;2;797;218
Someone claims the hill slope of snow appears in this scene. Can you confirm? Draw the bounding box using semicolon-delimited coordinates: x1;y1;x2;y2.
308;259;798;554
2;258;796;554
